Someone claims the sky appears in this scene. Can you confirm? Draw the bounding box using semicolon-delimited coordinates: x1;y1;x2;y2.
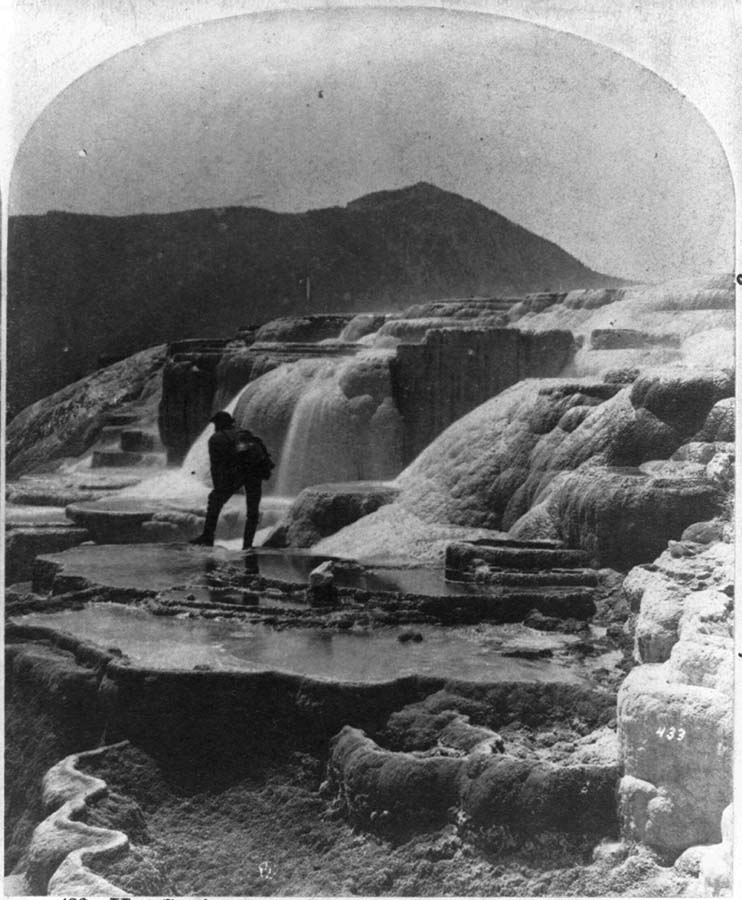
7;6;735;284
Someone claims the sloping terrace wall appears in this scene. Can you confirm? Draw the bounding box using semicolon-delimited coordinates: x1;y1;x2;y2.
158;339;230;463
390;328;574;462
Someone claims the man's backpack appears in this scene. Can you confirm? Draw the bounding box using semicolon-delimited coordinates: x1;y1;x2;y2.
235;430;275;481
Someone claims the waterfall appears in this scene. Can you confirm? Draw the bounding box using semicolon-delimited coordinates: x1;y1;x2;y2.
273;351;404;495
112;353;403;550
176;351;404;499
275;375;359;495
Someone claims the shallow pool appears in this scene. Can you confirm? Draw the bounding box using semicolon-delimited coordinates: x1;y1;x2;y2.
33;543;497;597
13;603;604;685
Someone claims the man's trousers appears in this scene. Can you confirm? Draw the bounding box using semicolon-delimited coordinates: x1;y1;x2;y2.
200;478;262;548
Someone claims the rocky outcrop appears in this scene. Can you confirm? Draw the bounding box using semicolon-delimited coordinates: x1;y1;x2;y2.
326;724;618;839
509;467;722;569
314;504;508;565
378;317;489;343
211;344;259;411
6;346;165;477
4;640;107;870
693;397;735;443
65;499;206;545
445;541;590;574
320;369;731;568
397;297;517;320
617;537;733;860
444;539;602;609
325;682;618;841
618;672;732;858
693;804;733;896
158;339;230;464
254;315;354;343
624;541;733;665
275;482;400;547
23;747;128;895
5;526;91;585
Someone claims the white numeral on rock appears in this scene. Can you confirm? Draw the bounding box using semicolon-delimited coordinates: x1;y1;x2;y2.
655;724;685;741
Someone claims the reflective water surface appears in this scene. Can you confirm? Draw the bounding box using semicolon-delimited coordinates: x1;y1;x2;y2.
14;603;604;684
36;544;497;596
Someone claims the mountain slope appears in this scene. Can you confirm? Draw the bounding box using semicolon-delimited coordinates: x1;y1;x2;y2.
8;182;623;416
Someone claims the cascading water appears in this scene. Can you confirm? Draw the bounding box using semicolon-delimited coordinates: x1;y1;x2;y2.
121;350;404;520
114;382;290;545
273;351;404;495
274;375;361;495
175;350;406;499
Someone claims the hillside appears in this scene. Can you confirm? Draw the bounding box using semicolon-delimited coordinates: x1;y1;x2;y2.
7;182;622;416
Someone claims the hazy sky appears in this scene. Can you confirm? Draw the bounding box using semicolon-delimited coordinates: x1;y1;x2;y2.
9;7;734;283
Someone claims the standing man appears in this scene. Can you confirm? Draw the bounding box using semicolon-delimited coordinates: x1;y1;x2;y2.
190;411;273;549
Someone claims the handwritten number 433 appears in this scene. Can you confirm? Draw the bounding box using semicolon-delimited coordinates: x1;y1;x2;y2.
656;725;685;741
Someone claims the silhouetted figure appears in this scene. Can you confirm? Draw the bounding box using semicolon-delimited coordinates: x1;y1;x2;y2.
190;411;274;549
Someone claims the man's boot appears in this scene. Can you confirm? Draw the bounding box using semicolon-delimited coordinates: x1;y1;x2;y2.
191;490;222;546
242;481;262;550
242;515;259;550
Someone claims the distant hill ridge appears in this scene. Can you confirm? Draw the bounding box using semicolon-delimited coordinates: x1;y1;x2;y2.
8;182;623;416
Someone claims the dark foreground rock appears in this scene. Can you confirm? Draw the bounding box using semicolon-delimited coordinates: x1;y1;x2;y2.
6;633;620;895
33;741;690;898
157;339;229;464
3;544;683;897
327;725;618;839
22;748;127;896
5;527;91;585
4;642;106;870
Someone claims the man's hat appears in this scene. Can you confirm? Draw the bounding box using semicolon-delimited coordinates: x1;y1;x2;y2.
210;411;235;428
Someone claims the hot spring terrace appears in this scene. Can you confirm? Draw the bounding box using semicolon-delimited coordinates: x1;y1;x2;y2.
7;529;631;894
4;283;735;895
9;538;617;686
6;528;630;891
